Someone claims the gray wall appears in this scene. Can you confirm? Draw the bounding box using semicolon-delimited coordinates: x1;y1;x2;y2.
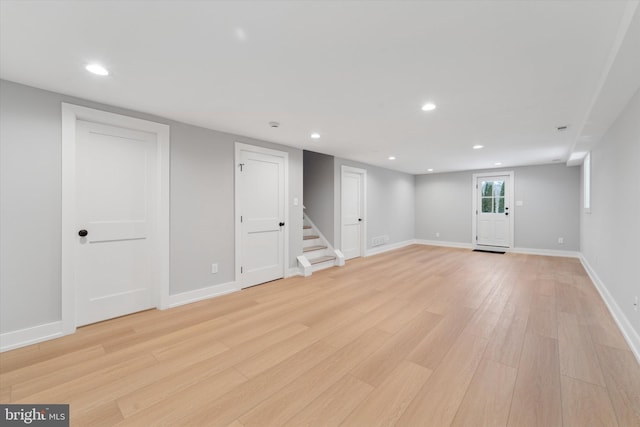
303;150;335;245
581;88;640;340
415;163;581;251
0;79;303;334
333;158;416;251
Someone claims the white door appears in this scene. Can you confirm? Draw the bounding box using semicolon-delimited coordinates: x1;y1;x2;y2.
476;175;511;247
75;121;158;326
341;168;365;260
237;147;286;288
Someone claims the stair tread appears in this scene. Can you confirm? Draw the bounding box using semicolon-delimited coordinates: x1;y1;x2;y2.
303;235;319;240
309;255;336;265
303;225;312;229
303;245;328;252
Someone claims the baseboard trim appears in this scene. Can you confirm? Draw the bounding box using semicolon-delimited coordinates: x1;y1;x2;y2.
579;255;640;364
166;281;239;309
365;239;416;257
1;321;65;353
510;247;581;258
287;267;303;277
415;239;473;250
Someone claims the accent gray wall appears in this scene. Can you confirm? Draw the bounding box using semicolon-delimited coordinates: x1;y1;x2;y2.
415;164;580;251
0;79;303;334
303;150;335;245
581;88;640;341
333;158;415;251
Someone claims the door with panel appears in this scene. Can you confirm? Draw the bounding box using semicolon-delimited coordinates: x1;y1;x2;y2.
75;120;158;326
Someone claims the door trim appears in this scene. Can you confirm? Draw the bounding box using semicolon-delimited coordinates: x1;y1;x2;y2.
471;171;514;250
234;142;289;286
61;103;170;335
340;165;367;259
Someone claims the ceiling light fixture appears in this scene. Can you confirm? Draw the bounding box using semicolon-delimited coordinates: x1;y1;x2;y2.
473;145;484;150
85;63;109;76
310;132;320;139
388;156;396;160
494;162;502;166
421;103;437;111
427;168;434;172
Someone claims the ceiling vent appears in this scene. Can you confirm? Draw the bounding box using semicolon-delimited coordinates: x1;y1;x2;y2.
269;121;280;128
556;125;569;132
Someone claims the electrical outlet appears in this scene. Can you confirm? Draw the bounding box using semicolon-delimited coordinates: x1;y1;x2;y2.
558;237;564;244
211;263;218;274
634;296;638;312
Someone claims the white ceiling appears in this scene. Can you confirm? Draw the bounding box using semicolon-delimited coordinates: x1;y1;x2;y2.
1;0;639;174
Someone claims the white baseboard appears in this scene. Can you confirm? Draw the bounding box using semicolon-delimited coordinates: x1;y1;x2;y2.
365;239;417;257
510;247;581;258
579;255;640;364
415;240;581;259
287;267;303;277
415;239;473;250
166;281;239;309
1;321;65;352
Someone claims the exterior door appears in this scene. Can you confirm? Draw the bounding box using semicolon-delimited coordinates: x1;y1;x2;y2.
75;120;158;326
476;174;511;247
237;146;286;288
341;167;365;259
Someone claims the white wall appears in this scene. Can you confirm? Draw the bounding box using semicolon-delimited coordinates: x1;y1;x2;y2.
0;79;303;334
333;158;416;252
580;88;640;347
415;164;581;251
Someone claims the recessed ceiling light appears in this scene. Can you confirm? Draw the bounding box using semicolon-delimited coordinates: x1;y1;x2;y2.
427;168;434;172
310;132;320;139
473;145;484;150
494;162;502;166
388;156;396;160
421;103;436;111
85;63;109;76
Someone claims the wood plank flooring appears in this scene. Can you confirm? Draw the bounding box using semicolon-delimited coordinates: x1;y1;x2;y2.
1;245;639;426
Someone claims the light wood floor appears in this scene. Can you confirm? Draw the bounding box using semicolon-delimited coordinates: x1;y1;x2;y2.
1;245;639;427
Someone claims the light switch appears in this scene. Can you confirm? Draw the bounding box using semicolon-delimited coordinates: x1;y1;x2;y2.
516;200;524;207
293;197;299;206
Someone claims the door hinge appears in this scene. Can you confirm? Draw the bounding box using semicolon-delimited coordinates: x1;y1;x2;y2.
239;163;245;172
476;184;478;189
241;266;243;274
476;209;478;215
240;215;243;223
476;236;478;241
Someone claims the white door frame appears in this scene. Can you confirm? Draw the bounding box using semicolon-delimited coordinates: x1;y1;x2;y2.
234;142;290;285
341;165;367;258
61;103;170;335
471;171;514;250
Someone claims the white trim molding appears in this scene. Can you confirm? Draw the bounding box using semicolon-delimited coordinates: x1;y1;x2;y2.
415;239;473;250
0;321;64;352
166;282;239;309
365;239;417;257
510;247;581;258
580;255;640;364
61;103;171;338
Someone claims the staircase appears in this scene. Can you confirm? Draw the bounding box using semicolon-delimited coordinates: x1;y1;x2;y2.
297;213;345;277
